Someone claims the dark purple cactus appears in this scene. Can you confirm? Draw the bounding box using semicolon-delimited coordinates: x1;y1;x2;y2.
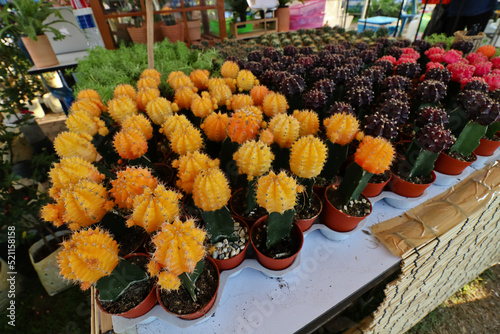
261;57;273;70
310;54;321;66
304;89;328;111
280;74;306;98
363;112;398;140
300;46;315;55
392;39;411;48
343;48;360;58
327;102;354;116
362;66;386;86
246;61;263;76
264;47;282;61
370;43;385;55
247;51;263;62
280;55;294;68
415;80;447;103
394;62;421;78
346;87;374;109
236;59;247;70
226;56;238;62
354;41;368;51
360;49;378;64
321;54;343;70
450;40;474;54
425;67;451;83
432;42;447;49
376;37;391;47
381;75;411;92
381;89;410;103
378;98;410;126
344;57;363;72
488;89;500;102
416;124;454;153
331;66;354;85
314;79;335;96
346;75;373;90
375;59;394;76
323;44;345;54
287;63;306;77
273;71;292;87
416;107;449;128
341;41;351;49
463;78;489;93
458;90;484;110
318;50;331;59
411;40;431;53
260;70;278;87
310;67;329;82
297;56;315;70
283;45;298;57
473;101;500;126
387;46;403;59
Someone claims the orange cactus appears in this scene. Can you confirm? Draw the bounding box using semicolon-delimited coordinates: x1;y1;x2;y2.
292;110;320;136
268;114;300;148
110;167;158;209
136;87;160;111
169;124;204;155
259;129;274;146
200;112;229;142
477;45;496;59
107;95;139;124
54;131;97;162
237;105;264;124
209;83;232;106
140;68;162;85
250;85;270;106
354;136;395;174
236;70;259;92
76;89;101;102
167;72;195;91
66;109;108;137
227;110;261;144
113;128;148;160
191;91;218;118
40;201;66;228
114;84;137;100
121;114;153;140
145;97;179;125
70;99;102;118
207;78;228;91
160;114;191;139
226;94;254;111
262;92;289;117
323;112;360;146
137;76;159;90
172;151;220;194
190;69;210;90
225;78;238;93
174;86;197;110
221;61;240;79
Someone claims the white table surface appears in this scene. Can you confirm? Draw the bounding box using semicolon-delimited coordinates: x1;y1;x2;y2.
133;153;499;334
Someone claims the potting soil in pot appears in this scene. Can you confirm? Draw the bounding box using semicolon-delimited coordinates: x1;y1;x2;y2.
368;170;391;184
391;157;434;184
295;193;321;219
326;188;371;217
252;222;302;259
231;189;267;220
99;256;155;314
444;150;476;162
159;259;218;315
116;226;147;257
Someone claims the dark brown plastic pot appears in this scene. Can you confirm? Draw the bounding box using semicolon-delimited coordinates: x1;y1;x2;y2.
389;171;436;198
473;137;500;156
434;151;476;175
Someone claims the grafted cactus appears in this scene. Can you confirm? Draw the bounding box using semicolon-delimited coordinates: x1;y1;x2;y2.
114;84;137;100
57;227;119;289
66;109;108;137
136;87;160;111
227;111;260;144
167;72;195;91
172;151;220;194
292;110;319;136
113;128;148;160
259;129;274;146
233;140;274;181
140;68;162;85
250;85;270;106
110;167;158;209
191;92;217;118
145;97;179;125
121;114;153;140
70;98;102;118
268;113;300;148
236;70;259;92
190;69;210;90
226;94;254;111
54;131;97;162
127;184;182;233
107;95;139;124
237;105;264;124
209;83;232;106
201;112;229;142
174;86;198;110
137;76;159;90
289;135;327;179
169;124;204;155
221;61;240;79
262;92;289;117
160;114;191;140
76;89;102;102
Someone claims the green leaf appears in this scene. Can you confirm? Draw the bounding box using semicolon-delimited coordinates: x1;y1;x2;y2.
96;259;148;302
409;149;439;178
338;163;373;205
266;210;295;249
450;121;487;157
201;206;237;244
485;122;500;139
245;178;257;215
179;260;205;302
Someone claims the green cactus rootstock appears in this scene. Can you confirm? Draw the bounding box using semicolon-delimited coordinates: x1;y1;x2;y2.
486;122;500;139
320;142;349;181
179;260;205;302
404;141;440;179
266;210;296;249
201;206;238;244
96;259;148;302
337;163;373;205
246;178;257;215
449;121;487;157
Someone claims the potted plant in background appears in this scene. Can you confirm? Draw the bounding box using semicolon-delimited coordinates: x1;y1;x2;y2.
0;0;73;68
127;16;148;44
160;7;184;43
185;1;201;42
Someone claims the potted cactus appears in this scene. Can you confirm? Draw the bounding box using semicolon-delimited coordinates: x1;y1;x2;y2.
474;120;500;156
150;217;220;320
250;171;304;270
323;136;394;233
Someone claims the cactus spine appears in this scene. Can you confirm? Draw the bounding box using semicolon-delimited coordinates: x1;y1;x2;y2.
54;131;97;162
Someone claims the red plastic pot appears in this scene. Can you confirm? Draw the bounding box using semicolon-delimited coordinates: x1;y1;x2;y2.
389;171;436;198
250;216;303;271
362;172;392;197
434;151;477;175
295;193;323;232
210;217;250;271
321;185;372;232
473;137;500;156
157;257;219;320
97;253;157;319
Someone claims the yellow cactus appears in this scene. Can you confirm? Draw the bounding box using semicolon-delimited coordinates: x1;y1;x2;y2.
54;131;97;162
191;91;217;118
76;89;101;102
238;105;264;124
225;78;238;93
40;201;66;228
209;83;232;106
127;184;182;233
192;167;231;211
49;157;105;199
167;72;195;91
174;85;198;110
150;218;206;289
121;114;153;140
137;76;159;90
292;110;320;137
70;99;102;118
110;167;158;209
256;171;300;214
200;112;229;142
136;87;160;111
227;110;261;144
107;95;139;124
160;114;191;139
290;135;327;179
259;129;274;146
59;180;114;230
66;109;108;137
250;85;270;106
268;114;300;148
169;124;204;155
354;136;395;174
323;113;360;146
140;68;162;85
113;128;148;160
236;70;259;92
114;84;137;100
190;69;210;90
57;227;119;289
226;94;254;111
172;151;220;194
233;140;274;180
207;78;228;91
221;61;240;79
262;92;289;118
145;97;179;125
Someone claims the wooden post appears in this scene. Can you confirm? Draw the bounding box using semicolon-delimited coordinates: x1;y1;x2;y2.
146;0;154;69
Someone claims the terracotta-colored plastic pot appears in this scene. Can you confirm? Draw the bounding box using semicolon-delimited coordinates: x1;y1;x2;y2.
434;151;477;175
295;193;323;232
250;216;303;271
362;172;392;198
389;170;436;198
97;253;157;319
322;185;372;232
473;137;500;156
157;257;219;320
210;217;250;271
